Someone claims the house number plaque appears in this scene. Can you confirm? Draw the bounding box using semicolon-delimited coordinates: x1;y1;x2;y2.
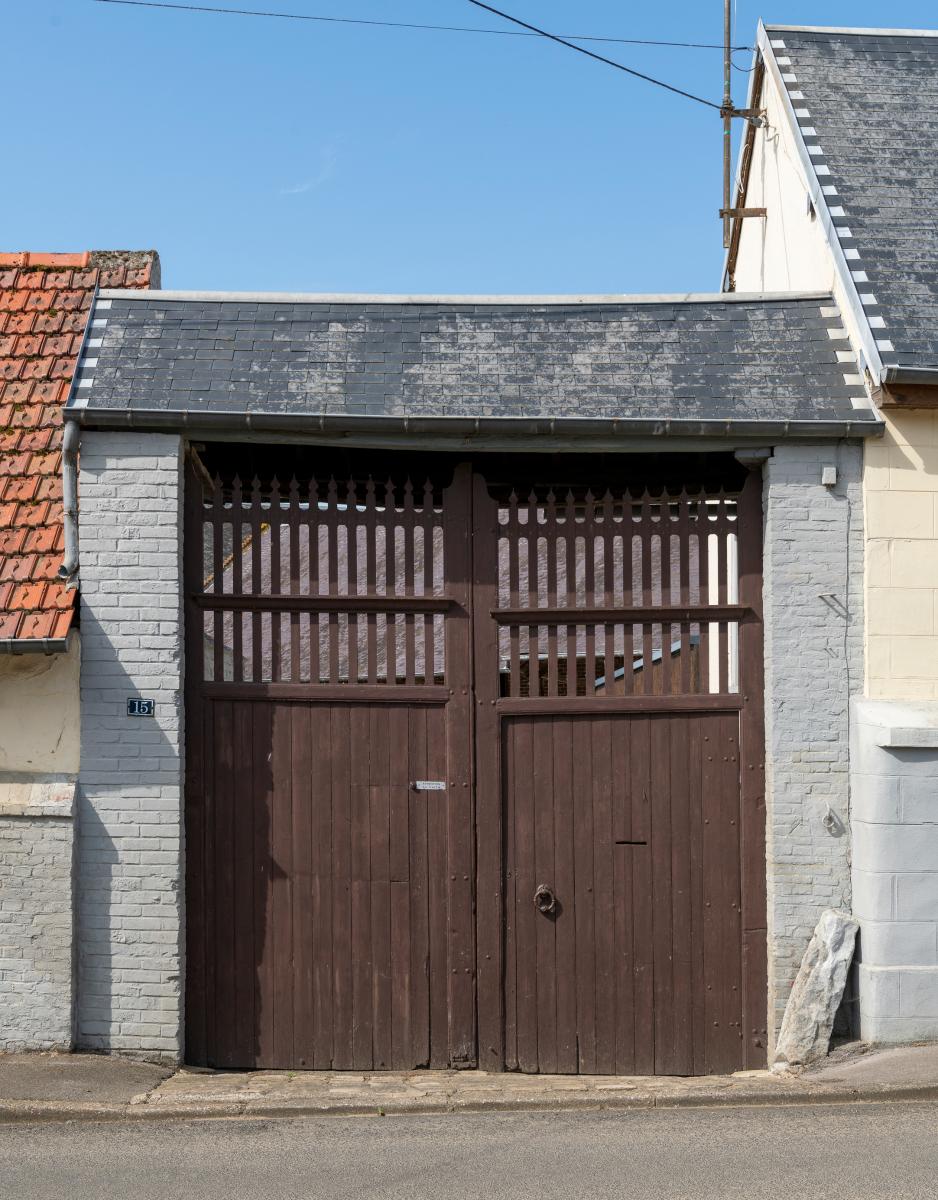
127;698;155;717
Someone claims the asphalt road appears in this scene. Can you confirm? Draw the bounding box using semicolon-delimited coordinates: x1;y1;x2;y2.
3;1102;938;1199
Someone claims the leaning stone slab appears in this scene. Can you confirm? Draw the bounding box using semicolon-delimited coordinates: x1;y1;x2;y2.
774;909;859;1070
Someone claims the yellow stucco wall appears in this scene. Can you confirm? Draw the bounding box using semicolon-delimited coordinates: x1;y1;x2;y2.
865;410;938;699
0;636;80;775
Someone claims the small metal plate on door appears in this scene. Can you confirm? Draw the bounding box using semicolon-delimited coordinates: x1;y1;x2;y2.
414;780;447;791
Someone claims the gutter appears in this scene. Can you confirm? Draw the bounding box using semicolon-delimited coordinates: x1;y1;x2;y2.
73;406;884;442
58;283;98;589
0;635;72;656
59;419;80;587
881;365;938;387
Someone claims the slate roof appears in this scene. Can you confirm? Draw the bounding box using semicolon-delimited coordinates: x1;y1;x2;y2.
72;291;877;434
763;25;938;374
0;251;158;644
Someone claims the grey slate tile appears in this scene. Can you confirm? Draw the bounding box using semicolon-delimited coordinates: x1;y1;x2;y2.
80;294;876;426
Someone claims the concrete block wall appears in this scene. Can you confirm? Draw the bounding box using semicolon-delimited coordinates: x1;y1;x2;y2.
763;442;864;1044
77;431;185;1060
0;779;75;1051
852;699;938;1042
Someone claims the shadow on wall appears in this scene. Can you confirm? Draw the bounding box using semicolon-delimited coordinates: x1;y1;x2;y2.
77;608;184;1058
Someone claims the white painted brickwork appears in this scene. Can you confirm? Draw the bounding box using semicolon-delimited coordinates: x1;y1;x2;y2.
77;432;185;1060
0;811;74;1050
763;443;863;1044
852;699;938;1042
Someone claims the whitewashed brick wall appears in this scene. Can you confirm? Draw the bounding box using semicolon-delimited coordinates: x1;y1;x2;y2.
763;442;864;1044
76;431;185;1060
0;783;75;1051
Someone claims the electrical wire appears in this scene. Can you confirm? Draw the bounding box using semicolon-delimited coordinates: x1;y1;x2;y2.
462;0;722;109
92;0;752;52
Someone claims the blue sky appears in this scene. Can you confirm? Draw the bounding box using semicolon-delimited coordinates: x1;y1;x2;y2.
9;2;938;292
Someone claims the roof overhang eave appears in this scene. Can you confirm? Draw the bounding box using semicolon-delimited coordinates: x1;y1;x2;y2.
71;406;885;443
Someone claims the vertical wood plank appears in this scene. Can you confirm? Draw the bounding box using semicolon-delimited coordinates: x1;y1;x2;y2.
532;716;557;1072
269;477;282;682
270;701;294;1066
564;491;577;698
369;705;392;1069
211;478;224;683
313;705;334;1069
349;701;372;1067
330;704;353;1068
640;491;654;697
669;714;694;1074
651;715;676;1075
584;493;597;696
233;701;256;1067
232;476;244;682
441;463;475;1066
213;699;236;1066
572;714;596;1072
553;719;577;1072
326;479;340;685
630;717;655;1074
592;717;616;1074
688;714;707;1075
513;719;538;1073
388;705;412;1068
409;706;432;1068
252;700;275;1066
365;479;379;685
472;472;503;1070
545;491;559;697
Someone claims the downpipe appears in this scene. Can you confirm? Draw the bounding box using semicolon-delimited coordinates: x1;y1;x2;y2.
59;418;80;589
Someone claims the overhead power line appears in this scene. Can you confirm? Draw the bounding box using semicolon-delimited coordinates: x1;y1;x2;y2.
461;1;722;110
92;0;752;52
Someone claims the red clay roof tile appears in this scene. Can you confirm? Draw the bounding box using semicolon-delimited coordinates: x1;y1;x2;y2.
0;249;159;642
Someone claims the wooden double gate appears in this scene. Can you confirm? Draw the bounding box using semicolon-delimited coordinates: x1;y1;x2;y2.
184;453;767;1075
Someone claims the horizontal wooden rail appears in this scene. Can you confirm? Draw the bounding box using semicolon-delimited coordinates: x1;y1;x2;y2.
491;604;749;625
200;683;449;704
496;694;744;716
192;593;453;614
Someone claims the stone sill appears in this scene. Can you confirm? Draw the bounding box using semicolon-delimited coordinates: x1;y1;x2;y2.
854;699;938;751
0;775;76;819
878;728;938;750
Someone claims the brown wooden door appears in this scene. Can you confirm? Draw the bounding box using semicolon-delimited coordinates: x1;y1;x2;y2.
188;698;457;1070
502;710;744;1076
473;466;767;1075
185;460;474;1070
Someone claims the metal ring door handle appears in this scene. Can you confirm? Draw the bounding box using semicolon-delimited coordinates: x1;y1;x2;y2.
534;884;557;914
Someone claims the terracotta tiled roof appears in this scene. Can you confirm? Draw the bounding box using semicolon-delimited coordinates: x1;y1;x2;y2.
0;250;160;643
